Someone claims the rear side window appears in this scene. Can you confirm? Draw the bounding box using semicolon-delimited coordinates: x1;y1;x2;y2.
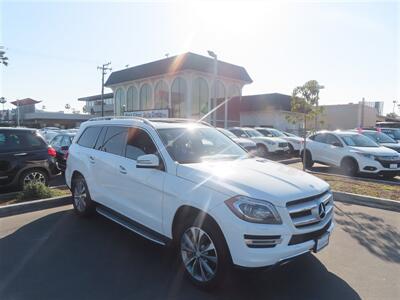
77;126;102;148
0;130;46;153
313;134;327;144
94;127;107;150
102;126;128;156
125;128;157;160
230;129;243;137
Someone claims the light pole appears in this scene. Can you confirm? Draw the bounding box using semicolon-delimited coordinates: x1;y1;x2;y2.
207;50;218;125
97;62;112;117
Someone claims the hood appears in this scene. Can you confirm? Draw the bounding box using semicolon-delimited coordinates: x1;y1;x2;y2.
233;137;256;146
176;158;329;207
349;146;400;156
380;143;400;152
250;136;286;143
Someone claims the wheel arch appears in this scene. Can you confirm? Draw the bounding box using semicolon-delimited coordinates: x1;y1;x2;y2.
340;155;358;167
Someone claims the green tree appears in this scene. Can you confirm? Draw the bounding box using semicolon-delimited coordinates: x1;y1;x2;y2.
287;80;324;171
0;48;8;66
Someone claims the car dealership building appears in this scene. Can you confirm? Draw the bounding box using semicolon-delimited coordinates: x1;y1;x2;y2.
104;52;252;128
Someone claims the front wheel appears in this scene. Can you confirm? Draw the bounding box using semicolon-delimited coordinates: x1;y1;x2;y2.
178;219;230;290
341;158;359;177
72;175;95;217
19;169;49;189
257;144;268;158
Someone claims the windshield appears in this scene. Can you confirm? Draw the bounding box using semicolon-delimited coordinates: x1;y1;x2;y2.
363;132;396;144
245;129;263;137
157;127;248;164
217;128;237;139
339;134;379;147
382;129;400;139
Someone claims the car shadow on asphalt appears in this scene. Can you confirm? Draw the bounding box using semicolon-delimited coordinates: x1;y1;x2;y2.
334;204;400;264
0;209;361;300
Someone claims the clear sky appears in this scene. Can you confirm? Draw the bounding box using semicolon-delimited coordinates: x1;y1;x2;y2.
1;0;399;114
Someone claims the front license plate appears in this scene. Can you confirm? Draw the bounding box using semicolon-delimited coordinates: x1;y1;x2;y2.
389;164;398;169
314;233;330;253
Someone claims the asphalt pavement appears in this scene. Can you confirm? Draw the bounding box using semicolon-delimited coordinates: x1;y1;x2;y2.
0;202;399;300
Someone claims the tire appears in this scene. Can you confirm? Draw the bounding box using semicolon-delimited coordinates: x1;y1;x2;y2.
19;169;49;189
341;158;359;177
302;151;314;169
288;144;295;155
257;144;268;158
177;216;230;290
71;175;95;217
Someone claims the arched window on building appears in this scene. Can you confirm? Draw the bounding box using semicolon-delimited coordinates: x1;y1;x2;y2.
211;80;226;126
126;86;139;112
192;77;209;120
154;80;169;109
171;77;187;118
114;88;125;116
140;83;153;110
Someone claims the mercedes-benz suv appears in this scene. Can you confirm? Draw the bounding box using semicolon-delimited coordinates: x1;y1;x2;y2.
66;118;334;289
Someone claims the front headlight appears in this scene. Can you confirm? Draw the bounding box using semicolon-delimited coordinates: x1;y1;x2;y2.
225;196;282;224
355;152;375;160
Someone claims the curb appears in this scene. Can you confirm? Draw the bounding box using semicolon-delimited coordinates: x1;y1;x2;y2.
278;158;301;165
333;191;400;213
0;195;72;218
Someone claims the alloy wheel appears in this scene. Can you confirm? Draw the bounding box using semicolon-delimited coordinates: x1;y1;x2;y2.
180;227;218;282
23;171;46;186
73;180;87;212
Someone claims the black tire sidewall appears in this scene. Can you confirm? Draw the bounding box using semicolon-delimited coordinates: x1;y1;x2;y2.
177;217;230;290
72;175;95;216
342;159;358;176
257;144;268;157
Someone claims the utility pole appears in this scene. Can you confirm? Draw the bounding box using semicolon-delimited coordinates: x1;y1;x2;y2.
97;62;112;117
360;97;365;128
207;50;218;125
393;100;398;114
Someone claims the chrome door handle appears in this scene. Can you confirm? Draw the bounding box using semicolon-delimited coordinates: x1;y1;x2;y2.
119;165;127;174
14;152;28;156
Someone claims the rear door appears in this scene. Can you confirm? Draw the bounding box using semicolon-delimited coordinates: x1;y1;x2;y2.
0;130;49;187
323;134;345;166
309;133;328;163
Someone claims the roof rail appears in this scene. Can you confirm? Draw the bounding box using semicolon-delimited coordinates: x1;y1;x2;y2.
87;116;153;126
149;118;212;127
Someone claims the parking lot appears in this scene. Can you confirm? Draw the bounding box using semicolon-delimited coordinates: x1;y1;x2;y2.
0;202;398;300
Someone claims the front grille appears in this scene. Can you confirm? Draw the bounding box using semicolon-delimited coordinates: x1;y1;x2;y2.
375;157;400;168
286;191;333;228
278;142;288;148
288;220;332;245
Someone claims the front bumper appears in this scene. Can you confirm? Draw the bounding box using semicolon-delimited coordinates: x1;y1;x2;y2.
211;202;334;268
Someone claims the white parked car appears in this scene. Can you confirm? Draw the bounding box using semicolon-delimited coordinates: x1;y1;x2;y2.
66;118;334;289
216;128;256;152
255;127;303;154
302;131;400;179
228;127;289;157
357;130;400;153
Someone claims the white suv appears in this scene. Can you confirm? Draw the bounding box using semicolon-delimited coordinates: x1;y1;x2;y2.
302;131;400;179
66;118;334;289
255;127;303;154
228;127;289;156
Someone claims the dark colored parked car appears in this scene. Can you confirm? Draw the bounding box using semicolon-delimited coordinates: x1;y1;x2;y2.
0;128;58;189
49;133;75;172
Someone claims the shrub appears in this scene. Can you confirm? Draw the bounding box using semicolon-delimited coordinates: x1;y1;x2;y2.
17;183;56;202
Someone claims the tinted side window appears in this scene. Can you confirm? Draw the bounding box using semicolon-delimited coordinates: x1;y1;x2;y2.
102;126;128;156
314;134;327;144
325;134;342;146
0;130;46;153
78;126;102;148
94;127;106;150
125;128;157;160
230;129;242;137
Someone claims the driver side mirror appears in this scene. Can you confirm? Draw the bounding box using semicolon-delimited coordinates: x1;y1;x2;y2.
240;134;247;138
137;154;160;169
332;142;342;147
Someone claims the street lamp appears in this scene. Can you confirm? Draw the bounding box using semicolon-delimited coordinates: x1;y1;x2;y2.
207;50;218;125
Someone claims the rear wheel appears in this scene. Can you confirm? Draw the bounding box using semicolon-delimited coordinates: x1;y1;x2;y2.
257;144;268;158
288;144;295;155
341;158;359;177
19;169;49;189
72;175;95;216
177;217;230;290
302;151;314;169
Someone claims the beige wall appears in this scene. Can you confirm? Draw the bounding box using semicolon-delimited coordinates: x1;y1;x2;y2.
320;103;378;130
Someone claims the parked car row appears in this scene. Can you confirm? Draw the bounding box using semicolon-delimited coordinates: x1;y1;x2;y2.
301;130;400;179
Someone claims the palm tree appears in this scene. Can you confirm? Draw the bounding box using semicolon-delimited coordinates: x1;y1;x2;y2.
0;48;8;66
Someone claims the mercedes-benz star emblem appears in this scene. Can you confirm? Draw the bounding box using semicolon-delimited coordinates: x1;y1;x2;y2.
318;202;326;219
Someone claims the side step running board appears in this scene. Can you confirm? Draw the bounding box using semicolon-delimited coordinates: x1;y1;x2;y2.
96;205;169;246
